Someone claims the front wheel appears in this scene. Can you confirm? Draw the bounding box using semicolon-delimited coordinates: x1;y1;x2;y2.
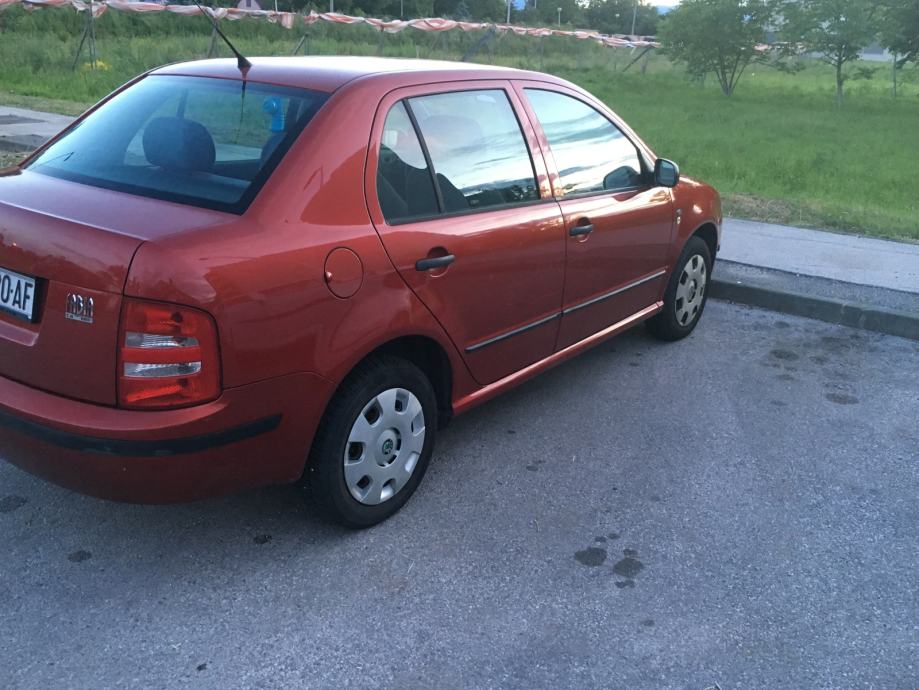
305;355;437;528
647;236;712;341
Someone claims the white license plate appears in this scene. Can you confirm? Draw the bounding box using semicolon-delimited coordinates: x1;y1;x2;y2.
0;266;37;321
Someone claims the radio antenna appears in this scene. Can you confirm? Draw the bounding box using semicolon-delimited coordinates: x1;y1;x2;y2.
191;0;251;73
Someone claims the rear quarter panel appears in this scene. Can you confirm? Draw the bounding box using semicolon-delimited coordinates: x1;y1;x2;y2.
125;77;474;402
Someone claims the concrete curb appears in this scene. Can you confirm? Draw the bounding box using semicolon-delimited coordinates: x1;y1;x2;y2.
710;265;919;342
0;135;45;154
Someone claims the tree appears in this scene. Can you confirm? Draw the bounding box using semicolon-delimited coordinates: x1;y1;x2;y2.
880;0;919;64
432;0;506;21
584;0;659;37
659;0;773;96
780;0;880;106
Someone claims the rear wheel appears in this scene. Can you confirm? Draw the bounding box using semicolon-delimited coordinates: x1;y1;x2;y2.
305;355;437;528
647;236;712;341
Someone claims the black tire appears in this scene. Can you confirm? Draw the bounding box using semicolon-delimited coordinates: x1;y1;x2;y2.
647;236;713;341
305;355;438;529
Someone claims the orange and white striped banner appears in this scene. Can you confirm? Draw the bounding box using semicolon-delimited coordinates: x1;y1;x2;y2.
0;0;659;49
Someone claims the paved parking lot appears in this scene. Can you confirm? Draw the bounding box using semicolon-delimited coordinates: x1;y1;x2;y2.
1;301;918;689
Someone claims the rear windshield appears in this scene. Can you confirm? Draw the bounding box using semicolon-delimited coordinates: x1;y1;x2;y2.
27;75;328;214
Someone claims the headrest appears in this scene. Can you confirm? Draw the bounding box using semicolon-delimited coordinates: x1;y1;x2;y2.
261;132;286;164
142;117;215;173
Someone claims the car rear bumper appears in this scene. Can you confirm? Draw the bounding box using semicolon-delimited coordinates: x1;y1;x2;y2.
0;371;335;503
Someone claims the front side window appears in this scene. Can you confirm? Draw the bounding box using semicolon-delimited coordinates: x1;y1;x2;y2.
407;90;539;213
525;89;644;196
28;75;328;213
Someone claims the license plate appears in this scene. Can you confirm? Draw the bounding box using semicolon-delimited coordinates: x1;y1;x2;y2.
0;266;37;321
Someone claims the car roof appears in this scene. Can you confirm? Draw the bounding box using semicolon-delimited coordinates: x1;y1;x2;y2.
152;56;549;93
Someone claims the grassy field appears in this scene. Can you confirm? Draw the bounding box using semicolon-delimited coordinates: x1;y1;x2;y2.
1;8;918;240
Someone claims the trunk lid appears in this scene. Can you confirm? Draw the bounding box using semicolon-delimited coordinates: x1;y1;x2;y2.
0;170;225;405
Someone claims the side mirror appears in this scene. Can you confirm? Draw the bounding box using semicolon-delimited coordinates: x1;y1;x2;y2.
654;158;680;188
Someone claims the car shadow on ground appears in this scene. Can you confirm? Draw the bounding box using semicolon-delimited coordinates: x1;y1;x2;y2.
1;324;671;559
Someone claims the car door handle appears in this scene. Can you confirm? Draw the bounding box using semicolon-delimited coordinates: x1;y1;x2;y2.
415;254;455;271
569;223;594;237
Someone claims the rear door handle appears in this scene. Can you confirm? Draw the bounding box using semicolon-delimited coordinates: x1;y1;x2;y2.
415;254;455;271
569;224;594;237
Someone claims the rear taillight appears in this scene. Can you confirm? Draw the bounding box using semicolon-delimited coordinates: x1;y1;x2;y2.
118;298;220;409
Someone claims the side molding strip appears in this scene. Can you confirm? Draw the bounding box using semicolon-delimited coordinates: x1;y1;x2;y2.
463;270;667;354
562;270;667;316
466;312;561;353
454;301;664;416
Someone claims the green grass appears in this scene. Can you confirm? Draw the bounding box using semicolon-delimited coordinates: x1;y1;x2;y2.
566;66;919;241
1;7;918;240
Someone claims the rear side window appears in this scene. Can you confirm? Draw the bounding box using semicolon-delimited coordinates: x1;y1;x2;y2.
525;89;644;196
28;75;328;214
377;102;439;223
376;89;539;223
408;90;539;212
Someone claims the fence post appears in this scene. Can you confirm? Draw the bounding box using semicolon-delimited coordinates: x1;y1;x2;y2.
622;45;652;73
293;30;311;56
207;22;218;57
72;18;89;71
88;0;97;70
71;5;97;71
461;27;496;63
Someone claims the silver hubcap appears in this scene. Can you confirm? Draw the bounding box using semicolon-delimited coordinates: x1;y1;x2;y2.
344;388;426;505
675;254;707;326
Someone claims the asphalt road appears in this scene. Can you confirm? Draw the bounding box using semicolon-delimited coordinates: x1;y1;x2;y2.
2;301;918;689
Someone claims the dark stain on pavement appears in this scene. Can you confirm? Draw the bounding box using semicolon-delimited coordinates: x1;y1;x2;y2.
771;349;799;361
196;663;207;672
68;550;92;563
819;336;851;354
825;367;854;381
575;546;607;567
826;392;859;405
640;619;655;627
614;579;635;589
526;459;545;472
613;552;645;579
0;495;27;513
254;534;273;545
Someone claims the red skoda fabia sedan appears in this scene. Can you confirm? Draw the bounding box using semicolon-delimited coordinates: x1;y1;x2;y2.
0;57;720;527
